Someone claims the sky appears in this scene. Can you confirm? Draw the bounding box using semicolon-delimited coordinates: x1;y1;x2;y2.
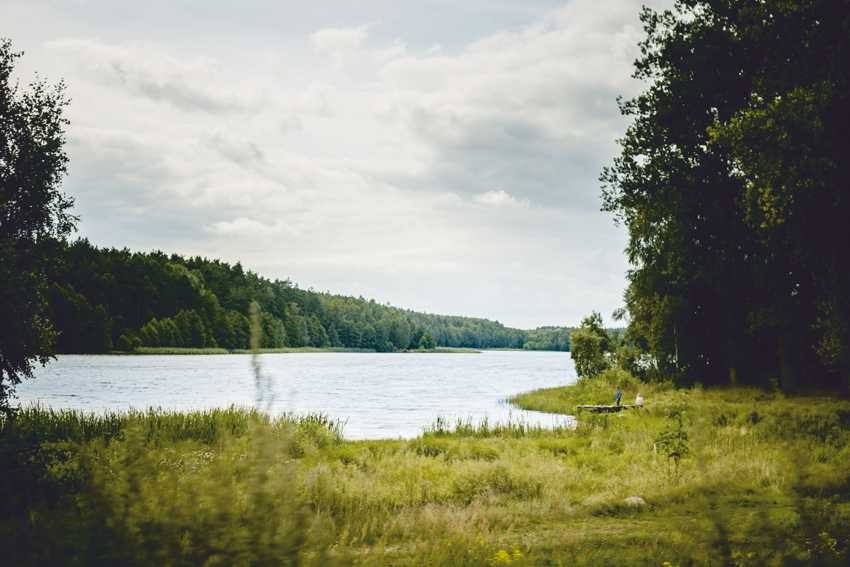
5;0;667;329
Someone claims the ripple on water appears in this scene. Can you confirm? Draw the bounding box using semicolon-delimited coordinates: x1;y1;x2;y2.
19;351;577;439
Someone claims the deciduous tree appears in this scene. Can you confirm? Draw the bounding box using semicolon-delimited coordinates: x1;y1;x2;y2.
0;39;75;408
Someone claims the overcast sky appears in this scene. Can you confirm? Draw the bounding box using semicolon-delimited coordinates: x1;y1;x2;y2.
6;0;667;329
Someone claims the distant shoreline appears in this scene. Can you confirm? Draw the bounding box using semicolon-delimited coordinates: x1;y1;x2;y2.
100;346;486;355
55;346;571;356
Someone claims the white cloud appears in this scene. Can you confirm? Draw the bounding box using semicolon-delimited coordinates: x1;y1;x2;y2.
474;190;529;208
310;24;408;70
6;0;672;327
46;38;264;113
209;217;282;236
310;25;371;55
369;0;653;207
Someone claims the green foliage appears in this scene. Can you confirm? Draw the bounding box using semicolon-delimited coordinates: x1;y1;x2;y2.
418;330;436;350
601;0;850;390
132;347;230;355
570;329;609;379
570;312;613;378
1;407;344;565
522;326;571;351
48;284;112;353
511;368;649;412
0;39;75;408
116;332;141;352
46;240;574;355
655;407;690;481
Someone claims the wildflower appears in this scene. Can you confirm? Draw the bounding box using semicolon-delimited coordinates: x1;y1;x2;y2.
489;549;513;565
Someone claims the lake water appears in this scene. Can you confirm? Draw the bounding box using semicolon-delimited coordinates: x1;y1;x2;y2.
17;351;577;439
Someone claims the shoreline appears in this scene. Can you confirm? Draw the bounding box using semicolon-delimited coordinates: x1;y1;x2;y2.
57;346;571;355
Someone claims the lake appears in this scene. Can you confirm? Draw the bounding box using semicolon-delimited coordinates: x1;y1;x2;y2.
17;350;577;439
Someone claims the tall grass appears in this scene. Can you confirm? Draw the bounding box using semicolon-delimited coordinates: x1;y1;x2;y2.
424;416;573;439
2;379;850;564
2;405;343;445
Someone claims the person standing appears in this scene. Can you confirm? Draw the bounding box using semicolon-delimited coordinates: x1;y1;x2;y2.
615;385;622;407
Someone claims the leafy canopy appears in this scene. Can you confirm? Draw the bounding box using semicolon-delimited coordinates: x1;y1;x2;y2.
0;38;75;407
602;0;850;390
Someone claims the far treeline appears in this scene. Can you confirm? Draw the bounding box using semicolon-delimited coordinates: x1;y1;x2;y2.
46;239;573;354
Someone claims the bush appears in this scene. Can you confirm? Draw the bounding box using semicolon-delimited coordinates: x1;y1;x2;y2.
570;312;614;378
596;367;641;390
571;328;610;378
116;332;142;352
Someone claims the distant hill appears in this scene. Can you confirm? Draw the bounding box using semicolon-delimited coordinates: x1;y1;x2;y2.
46;240;573;353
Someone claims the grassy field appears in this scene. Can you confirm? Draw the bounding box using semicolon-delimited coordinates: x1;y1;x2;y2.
3;372;849;565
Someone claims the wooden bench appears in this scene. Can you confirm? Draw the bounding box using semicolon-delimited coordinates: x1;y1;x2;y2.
575;404;640;414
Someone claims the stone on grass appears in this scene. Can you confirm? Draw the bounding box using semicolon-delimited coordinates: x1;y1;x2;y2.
623;496;647;508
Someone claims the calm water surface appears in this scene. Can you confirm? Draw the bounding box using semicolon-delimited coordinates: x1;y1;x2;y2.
18;351;576;439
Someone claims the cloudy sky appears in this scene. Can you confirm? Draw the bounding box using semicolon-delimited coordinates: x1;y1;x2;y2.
6;0;666;328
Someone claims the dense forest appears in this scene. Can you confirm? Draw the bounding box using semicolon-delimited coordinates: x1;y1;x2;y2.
601;0;850;391
46;239;573;353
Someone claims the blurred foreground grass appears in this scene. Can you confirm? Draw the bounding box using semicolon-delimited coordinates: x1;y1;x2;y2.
3;373;850;565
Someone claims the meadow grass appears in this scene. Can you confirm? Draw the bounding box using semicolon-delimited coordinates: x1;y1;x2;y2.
3;376;850;565
123;346;231;355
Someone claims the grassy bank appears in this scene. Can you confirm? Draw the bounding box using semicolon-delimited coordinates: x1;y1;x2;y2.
109;346;480;355
119;346;375;355
124;346;232;355
3;378;850;565
230;347;376;354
